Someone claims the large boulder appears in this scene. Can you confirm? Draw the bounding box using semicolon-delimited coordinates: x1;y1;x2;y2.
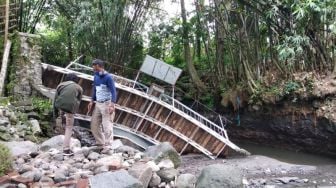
1;141;38;157
145;142;181;168
177;174;197;188
128;163;153;188
89;170;143;188
196;164;243;188
40;135;81;151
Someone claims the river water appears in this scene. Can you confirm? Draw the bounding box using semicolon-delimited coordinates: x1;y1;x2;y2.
236;142;336;165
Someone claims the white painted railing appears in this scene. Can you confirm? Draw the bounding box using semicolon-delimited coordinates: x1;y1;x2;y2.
159;94;228;139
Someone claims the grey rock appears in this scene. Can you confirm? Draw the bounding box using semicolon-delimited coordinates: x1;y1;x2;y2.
73;153;85;162
89;170;143;188
0;118;10;126
40;135;81;151
145;142;181;168
123;161;131;168
157;159;174;169
41;163;50;170
196;164;243;188
96;155;123;168
157;168;178;182
0;125;7;132
29;119;41;134
81;147;91;158
134;152;143;161
176;174;197;188
83;162;95;170
16;158;25;164
9;112;18;124
128;163;153;188
53;153;64;161
21;169;42;182
18;164;33;174
74;162;83;169
146;161;160;172
88;152;100;160
0;133;11;141
1;141;38;157
79;171;94;178
111;139;124;150
18;183;27;188
35;152;50;160
116;145;139;156
54;172;67;183
149;173;161;188
29;151;39;158
94;165;109;175
159;182;166;187
8;127;16;134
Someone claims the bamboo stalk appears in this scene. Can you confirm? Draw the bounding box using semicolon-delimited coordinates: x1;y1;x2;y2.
4;0;9;47
0;40;12;96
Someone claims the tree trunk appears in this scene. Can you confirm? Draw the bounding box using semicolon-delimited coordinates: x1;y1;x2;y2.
67;26;73;62
180;0;206;91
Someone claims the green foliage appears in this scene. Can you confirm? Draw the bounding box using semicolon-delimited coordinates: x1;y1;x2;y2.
249;82;283;104
32;97;52;114
41;29;69;66
200;92;214;109
0;97;10;106
277;35;309;63
284;81;300;95
0;143;12;176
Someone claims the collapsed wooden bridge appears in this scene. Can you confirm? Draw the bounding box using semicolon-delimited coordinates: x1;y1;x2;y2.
38;58;248;159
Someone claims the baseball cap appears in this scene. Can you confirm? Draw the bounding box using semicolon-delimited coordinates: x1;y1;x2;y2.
92;59;105;67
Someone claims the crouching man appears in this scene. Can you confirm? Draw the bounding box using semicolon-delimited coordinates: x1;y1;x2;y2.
54;73;83;156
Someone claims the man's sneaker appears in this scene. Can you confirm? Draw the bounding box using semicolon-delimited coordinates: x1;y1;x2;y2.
63;149;74;156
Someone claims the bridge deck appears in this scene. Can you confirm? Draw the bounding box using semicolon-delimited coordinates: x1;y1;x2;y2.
39;63;249;158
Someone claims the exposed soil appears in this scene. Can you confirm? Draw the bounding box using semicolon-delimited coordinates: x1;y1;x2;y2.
223;74;336;158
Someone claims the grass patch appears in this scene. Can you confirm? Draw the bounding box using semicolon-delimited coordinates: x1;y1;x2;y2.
0;143;12;176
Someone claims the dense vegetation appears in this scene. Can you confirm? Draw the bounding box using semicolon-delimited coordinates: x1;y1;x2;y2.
12;0;336;110
0;143;12;176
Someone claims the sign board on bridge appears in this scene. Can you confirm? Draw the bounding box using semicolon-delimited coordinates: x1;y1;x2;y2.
140;55;182;85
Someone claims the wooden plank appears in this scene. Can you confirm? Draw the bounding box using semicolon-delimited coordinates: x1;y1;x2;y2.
200;133;213;148
0;40;11;96
213;142;225;155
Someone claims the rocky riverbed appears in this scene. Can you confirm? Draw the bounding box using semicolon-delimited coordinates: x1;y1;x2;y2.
180;154;336;188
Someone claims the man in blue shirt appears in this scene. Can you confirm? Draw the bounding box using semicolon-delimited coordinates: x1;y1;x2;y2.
88;59;117;150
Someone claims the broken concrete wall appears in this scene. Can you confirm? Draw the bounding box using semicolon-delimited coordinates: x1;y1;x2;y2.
8;32;43;100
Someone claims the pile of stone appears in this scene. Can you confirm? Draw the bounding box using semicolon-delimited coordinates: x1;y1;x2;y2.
1;136;187;188
0;105;41;142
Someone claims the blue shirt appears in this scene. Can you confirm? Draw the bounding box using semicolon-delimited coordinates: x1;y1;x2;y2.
92;72;117;103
